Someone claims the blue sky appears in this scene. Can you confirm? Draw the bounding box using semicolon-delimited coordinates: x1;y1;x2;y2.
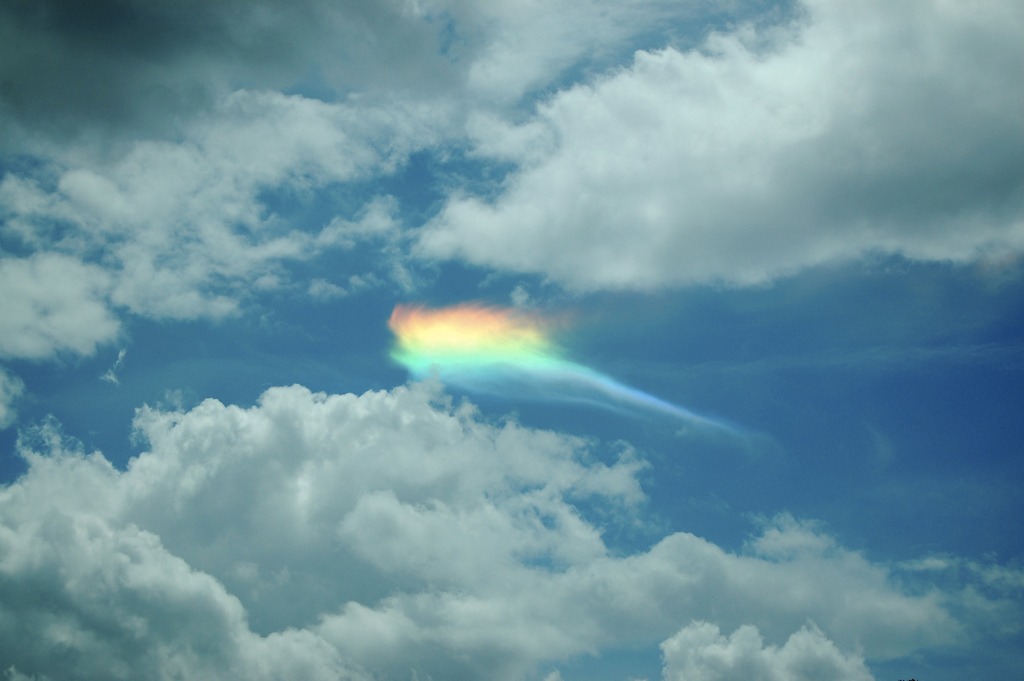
1;2;1023;680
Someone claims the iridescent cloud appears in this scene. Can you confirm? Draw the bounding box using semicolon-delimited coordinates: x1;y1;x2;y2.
389;302;727;426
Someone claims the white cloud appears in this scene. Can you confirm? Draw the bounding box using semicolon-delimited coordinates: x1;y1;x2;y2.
1;91;444;323
318;196;402;249
0;366;25;429
5;667;50;681
100;349;127;385
308;278;349;300
0;492;367;681
901;554;1024;592
510;283;531;307
0;423;368;681
419;0;1024;290
660;621;874;681
0;253;119;359
0;382;998;680
455;0;715;103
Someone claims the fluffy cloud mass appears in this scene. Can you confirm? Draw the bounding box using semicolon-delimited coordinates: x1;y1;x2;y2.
660;621;873;681
0;253;119;359
0;382;991;680
420;0;1024;289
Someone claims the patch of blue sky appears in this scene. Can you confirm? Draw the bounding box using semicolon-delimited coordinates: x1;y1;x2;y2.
378;149;461;223
0;162;76;258
0;281;404;474
428;10;462;60
0;154;56;183
254;182;369;232
278;63;346;104
391;256;1024;563
549;645;664;681
254;147;511;236
398;152;520;211
574;260;1024;561
870;641;1024;681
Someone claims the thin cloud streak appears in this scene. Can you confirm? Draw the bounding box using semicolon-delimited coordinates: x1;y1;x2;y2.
389;302;734;429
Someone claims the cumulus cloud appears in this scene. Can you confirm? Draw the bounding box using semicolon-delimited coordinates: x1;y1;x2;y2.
660;621;873;681
0;382;994;680
0;253;119;359
0;420;366;681
419;0;1024;289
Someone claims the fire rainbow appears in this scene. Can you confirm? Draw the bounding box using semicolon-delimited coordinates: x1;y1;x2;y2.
388;302;726;426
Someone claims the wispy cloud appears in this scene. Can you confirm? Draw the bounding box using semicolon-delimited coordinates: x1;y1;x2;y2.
0;366;25;429
389;302;733;427
100;349;128;385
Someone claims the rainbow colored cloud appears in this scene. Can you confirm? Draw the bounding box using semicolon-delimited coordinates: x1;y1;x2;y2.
389;302;724;426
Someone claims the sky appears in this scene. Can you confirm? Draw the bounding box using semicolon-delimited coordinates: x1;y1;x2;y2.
0;1;1023;680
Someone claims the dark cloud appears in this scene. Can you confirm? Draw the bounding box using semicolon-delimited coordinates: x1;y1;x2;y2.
0;0;454;146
